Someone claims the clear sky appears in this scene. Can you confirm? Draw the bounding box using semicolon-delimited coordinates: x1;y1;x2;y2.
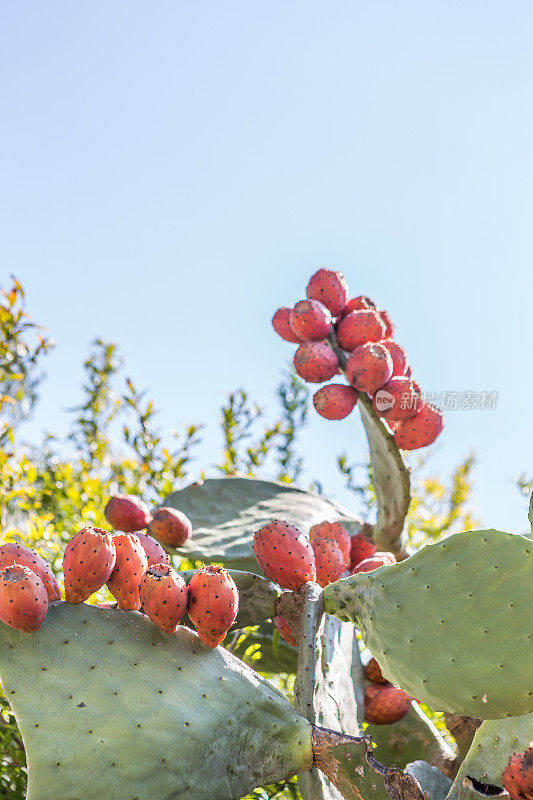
2;1;532;533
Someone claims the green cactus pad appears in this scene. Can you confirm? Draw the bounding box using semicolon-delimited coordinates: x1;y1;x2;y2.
323;529;533;719
405;761;452;800
160;477;362;570
0;602;313;800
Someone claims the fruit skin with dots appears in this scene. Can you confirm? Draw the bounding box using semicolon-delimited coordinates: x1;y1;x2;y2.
336;309;386;352
351;551;397;574
381;339;408;376
290;299;332;342
378;310;394;338
0;565;49;632
272;307;304;344
135;531;171;567
365;657;388;685
313;384;358;420
343;296;377;314
312;537;345;588
107;533;148;610
148;507;192;547
306;268;349;317
393;403;444;450
140;563;188;633
372;376;422;422
0;543;60;602
187;565;239;648
349;530;377;570
63;527;117;604
309;521;350;569
274;615;297;647
293;342;339;383
253;520;316;591
345;342;393;394
364;684;412;724
502;747;533;800
104;494;152;533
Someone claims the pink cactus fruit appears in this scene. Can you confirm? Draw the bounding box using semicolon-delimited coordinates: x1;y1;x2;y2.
253;520;316;591
336;309;386;352
294;342;339;383
148;507;192;547
104;494;152;533
351;551;397;575
372;376;423;422
365;657;389;685
378;310;394;338
106;533;148;610
272;307;304;344
306;268;349;317
135;531;171;567
290;299;332;342
364;684;412;724
63;527;117;604
350;530;378;570
187;565;239;648
343;296;377;315
312;537;345;588
0;543;60;602
0;565;49;632
309;521;351;569
345;342;393;394
139;563;188;633
380;340;408;376
274;615;297;647
393;404;443;450
502;747;533;800
313;384;358;420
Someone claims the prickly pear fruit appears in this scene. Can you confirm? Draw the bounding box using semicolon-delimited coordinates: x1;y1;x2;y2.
135;531;171;567
290;299;332;341
294;342;339;383
343;296;377;315
502;747;533;800
345;342;393;394
0;543;60;602
349;530;377;570
63;527;117;603
274;615;297;647
378;310;394;338
381;339;408;376
107;533;148;610
364;684;412;724
0;565;48;632
336;309;386;352
312;537;345;588
253;520;316;591
365;657;388;685
373;376;422;421
313;384;358;420
351;551;397;574
272;307;305;344
309;521;350;568
393;403;443;450
148;506;192;547
187;565;239;648
104;494;151;533
139;563;188;633
306;268;349;317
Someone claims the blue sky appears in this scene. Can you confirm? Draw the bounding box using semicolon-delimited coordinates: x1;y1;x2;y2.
2;1;532;533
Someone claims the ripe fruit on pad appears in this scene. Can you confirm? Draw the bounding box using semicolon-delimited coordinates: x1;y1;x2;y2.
313;384;358;420
253;520;316;591
0;565;48;632
306;269;349;317
378;310;394;339
272;307;304;344
140;563;188;633
502;747;533;800
107;533;148;610
187;565;239;648
135;531;171;567
349;531;377;570
393;404;443;450
309;522;350;569
345;343;393;394
274;615;297;647
104;494;151;533
351;552;397;574
343;296;377;314
365;657;388;685
148;507;192;547
0;543;60;602
63;527;117;604
294;342;339;383
381;340;408;377
372;376;422;422
290;299;332;342
336;309;386;352
364;684;412;725
312;537;345;588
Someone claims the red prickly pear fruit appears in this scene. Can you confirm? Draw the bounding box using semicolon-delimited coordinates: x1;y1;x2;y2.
272;307;304;344
336;309;386;352
349;530;377;570
309;522;351;569
0;543;60;602
63;527;117;604
139;563;188;633
104;494;152;533
351;551;397;575
294;342;339;383
187;565;239;648
312;537;345;588
290;299;332;342
313;384;358;420
345;343;393;395
502;747;533;800
365;657;389;685
148;507;192;547
378;310;394;338
306;269;349;317
274;615;297;647
253;520;316;591
393;404;443;450
381;340;408;377
0;565;49;632
364;684;412;724
134;531;171;567
343;296;377;315
373;376;422;421
106;533;148;610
